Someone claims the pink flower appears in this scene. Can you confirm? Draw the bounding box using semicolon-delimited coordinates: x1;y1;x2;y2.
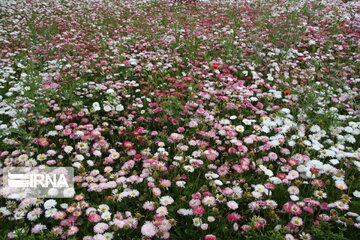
320;202;329;210
204;148;219;161
303;206;314;214
193;206;205;215
189;199;201;208
204;234;217;240
289;204;302;215
46;160;57;165
231;164;244;173
254;217;267;229
217;165;229;176
268;152;278;160
160;179;171;188
93;223;109;234
192;192;201;199
200;223;208;230
141;221;157;237
222;187;233;196
285;234;296;240
54;211;66;220
227;201;239;210
286;170;299;180
91;130;101;138
66;226;79;236
202;196;216;206
50;226;63;236
152;188;161;196
240;158;250;165
31;224;47;234
290;217;303;226
264;183;275;190
283;202;302;215
241;225;251;231
143;201;155;211
228;147;237;153
168;133;184;143
227;212;242;222
177;127;185;132
88;213;101;223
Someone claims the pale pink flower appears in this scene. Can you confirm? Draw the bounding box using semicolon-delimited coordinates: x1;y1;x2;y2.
141;221;157;237
93;223;109;234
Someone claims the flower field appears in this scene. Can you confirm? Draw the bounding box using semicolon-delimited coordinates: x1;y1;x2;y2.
0;0;359;239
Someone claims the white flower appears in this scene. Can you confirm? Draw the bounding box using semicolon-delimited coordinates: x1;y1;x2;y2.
93;234;106;240
213;180;223;186
310;125;321;133
227;201;239;210
202;196;216;206
45;208;57;218
93;150;102;156
129;189;140;197
290;195;299;201
176;181;186;187
288;186;300;195
220;119;231;125
103;105;112;112
37;154;47;161
18;154;28;162
353;191;360;198
0;207;11;216
232;186;243;199
235;125;244;132
116;104;124;112
103;233;113;240
193;217;202;227
64;146;73;153
156;206;168;216
354;161;360;169
242;119;254;125
177;208;193;216
98;204;110;212
160;196;174;206
60;203;68;209
253;184;265;193
44;199;57;209
101;211;112;221
184;165;194;172
314;190;327;199
269;177;282;184
281;108;291;114
63;188;75;198
309;40;316;45
348;122;358;128
264;169;274;177
75;154;84;161
344;127;353;133
92;102;101;111
251;191;262;199
329;159;339;165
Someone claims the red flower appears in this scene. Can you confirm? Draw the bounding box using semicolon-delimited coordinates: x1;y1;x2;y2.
212;64;220;68
283;90;291;95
